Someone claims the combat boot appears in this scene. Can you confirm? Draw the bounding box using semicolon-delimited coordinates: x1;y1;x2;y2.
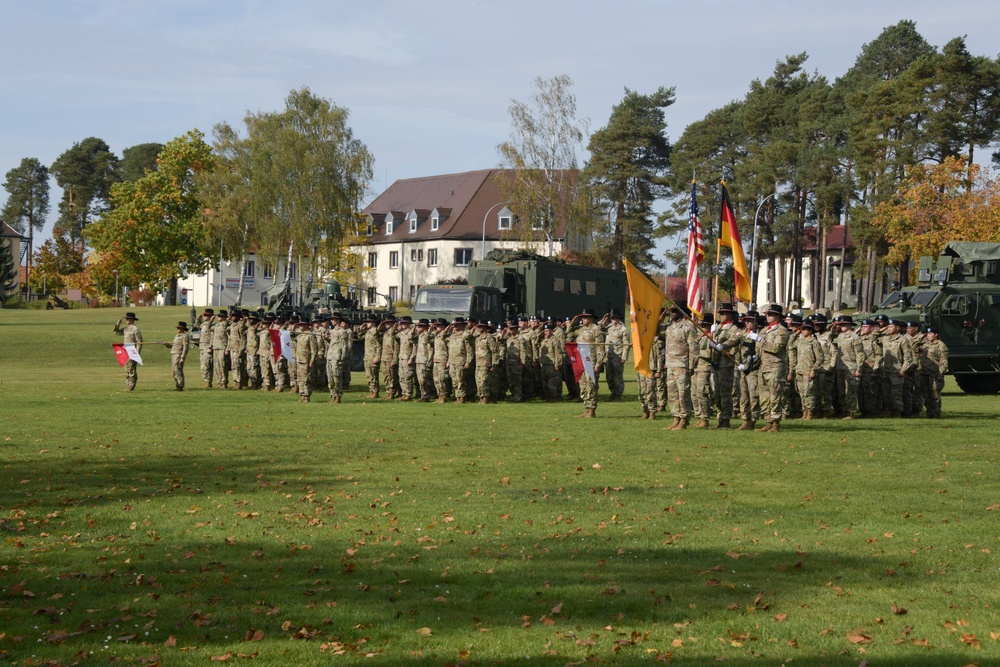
647;410;655;420
738;420;755;431
755;421;773;432
641;411;649;420
801;409;812;421
668;416;681;430
715;419;730;429
676;418;689;430
694;419;709;429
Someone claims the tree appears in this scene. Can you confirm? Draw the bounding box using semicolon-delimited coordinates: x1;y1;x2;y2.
872;156;1000;266
121;142;165;182
49;137;121;253
2;157;50;296
496;75;591;255
0;239;17;304
86;130;215;293
584;87;675;270
242;88;374;294
28;237;81;295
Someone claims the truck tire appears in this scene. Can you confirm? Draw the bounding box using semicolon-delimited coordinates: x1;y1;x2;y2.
953;374;1000;395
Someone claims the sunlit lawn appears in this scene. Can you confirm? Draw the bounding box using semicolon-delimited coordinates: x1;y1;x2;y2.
2;306;999;666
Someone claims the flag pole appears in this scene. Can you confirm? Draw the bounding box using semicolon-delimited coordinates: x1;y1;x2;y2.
713;180;723;321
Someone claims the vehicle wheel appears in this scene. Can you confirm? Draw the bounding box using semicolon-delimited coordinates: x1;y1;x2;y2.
953;374;1000;395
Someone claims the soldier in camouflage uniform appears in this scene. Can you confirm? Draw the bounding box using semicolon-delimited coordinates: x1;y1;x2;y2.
257;315;274;391
710;303;741;429
903;322;924;417
379;316;400;399
325;313;352;403
196;308;214;388
637;328;663;419
211;310;230;389
691;316;714;427
270;316;291;392
538;323;564;402
788;319;823;419
754;304;790;432
833;315;866;419
662;306;699;430
474;321;497;403
357;316;382;398
857;319;881;417
163;320;190;391
245;313;261;389
396;316;416;401
568;308;605;418
293;319;318;402
812;313;836;417
227;311;247;389
782;314;802;419
881;319;917;417
919;327;948;419
447;317;475;403
602;309;630;402
736;312;762;430
431;319;452;402
414;318;436;401
504;322;527;403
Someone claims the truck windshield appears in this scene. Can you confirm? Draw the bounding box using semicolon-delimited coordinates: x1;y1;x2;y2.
414;289;472;313
879;291;936;309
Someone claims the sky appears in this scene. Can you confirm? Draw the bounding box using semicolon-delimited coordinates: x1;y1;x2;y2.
3;0;999;257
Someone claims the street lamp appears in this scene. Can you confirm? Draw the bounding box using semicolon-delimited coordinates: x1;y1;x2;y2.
113;270;119;305
481;201;510;259
750;193;776;306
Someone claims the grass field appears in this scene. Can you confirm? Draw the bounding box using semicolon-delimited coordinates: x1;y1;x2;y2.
2;306;999;666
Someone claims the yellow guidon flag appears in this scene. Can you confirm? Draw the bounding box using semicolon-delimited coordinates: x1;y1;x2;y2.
623;258;666;378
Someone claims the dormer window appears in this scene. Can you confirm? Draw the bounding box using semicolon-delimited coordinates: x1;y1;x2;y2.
497;205;514;231
499;215;512;230
386;219;394;235
431;216;439;231
366;222;374;236
409;216;418;233
430;207;450;233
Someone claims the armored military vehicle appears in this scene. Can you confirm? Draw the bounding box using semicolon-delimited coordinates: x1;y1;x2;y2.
413;251;627;324
870;241;1000;394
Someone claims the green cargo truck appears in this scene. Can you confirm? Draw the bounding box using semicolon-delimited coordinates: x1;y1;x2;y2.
413;252;627;323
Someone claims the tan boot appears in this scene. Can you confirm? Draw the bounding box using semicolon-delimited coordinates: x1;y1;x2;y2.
648;410;656;420
801;409;812;421
578;408;595;418
676;418;689;430
641;411;649;420
715;419;730;429
738;420;755;431
668;417;681;430
754;421;773;432
694;419;709;429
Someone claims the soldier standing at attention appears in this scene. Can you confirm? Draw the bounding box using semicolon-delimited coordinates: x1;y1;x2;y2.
447;317;475;403
379;316;400;400
919;327;948;419
754;304;790;432
567;308;605;418
257;315;274;391
637;326;663;420
113;312;143;392
414;318;436;402
538;322;565;402
474;321;497;403
602;309;630;402
325;313;351;403
710;303;741;429
432;319;452;402
196;308;215;388
211;310;230;389
857;319;881;418
163;321;190;391
358;316;382;399
812;313;837;418
396;316;417;400
691;315;714;428
833;315;866;419
294;318;318;403
662;305;699;430
881;319;917;417
245;313;261;389
788;318;823;420
735;312;762;430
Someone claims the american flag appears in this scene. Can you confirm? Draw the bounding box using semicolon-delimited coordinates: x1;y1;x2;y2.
686;181;705;317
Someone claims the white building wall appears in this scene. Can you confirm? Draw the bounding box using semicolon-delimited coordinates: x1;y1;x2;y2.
171;254;292;308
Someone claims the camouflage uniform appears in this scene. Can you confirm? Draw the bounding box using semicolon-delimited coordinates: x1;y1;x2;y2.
880;326;917;416
756;313;790;430
227;317;247;389
919;335;948;419
293;325;318;401
859;324;883;416
114;318;143;391
211;315;230;388
834;324;866;418
662;315;699;427
474;326;497;402
169;326;190;391
256;323;274;391
245;320;261;389
270;323;290;392
504;328;526;403
736;325;761;428
447;324;475;402
711;316;741;427
396;323;417;400
197;315;214;387
903;328;924;416
414;325;435;401
326;321;352;401
788;329;823;417
361;323;382;398
380;323;401;399
603;318;630;401
814;325;837;416
432;325;452;401
538;328;564;401
637;334;662;417
567;317;605;416
691;330;714;425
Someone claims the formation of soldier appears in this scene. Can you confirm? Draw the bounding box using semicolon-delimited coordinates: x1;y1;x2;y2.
139;302;950;426
183;306;631;410
642;302;950;432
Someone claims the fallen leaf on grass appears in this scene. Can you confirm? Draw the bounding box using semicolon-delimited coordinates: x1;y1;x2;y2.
846;629;872;644
416;627;432;637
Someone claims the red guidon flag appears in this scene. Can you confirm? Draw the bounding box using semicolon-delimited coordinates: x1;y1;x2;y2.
269;329;294;364
564;341;596;385
112;343;143;366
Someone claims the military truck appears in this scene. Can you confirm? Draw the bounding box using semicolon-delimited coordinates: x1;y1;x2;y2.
869;241;1000;394
413;251;627;323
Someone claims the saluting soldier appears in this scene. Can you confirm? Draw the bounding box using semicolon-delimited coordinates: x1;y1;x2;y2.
538;322;565;402
227;311;247;389
113;312;143;392
602;309;630;402
691;315;714;428
396;316;417;401
414;318;436;402
567;308;605;418
474;321;497;403
903;322;924;417
447;317;475;403
293;318;318;402
637;327;663;420
919;326;948;419
196;308;215;388
245;313;261;389
257;315;274;391
754;304;790;432
211;310;230;388
358;316;382;399
379;316;400;399
504;322;527;403
881;319;917;417
432;318;452;402
163;320;190;391
326;313;352;403
857;319;882;418
270;315;291;392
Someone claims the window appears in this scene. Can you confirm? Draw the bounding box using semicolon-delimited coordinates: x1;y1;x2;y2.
531;215;544;231
367;287;376;306
366;223;374;236
454;248;473;267
411;248;424;262
569;279;581;295
367;252;377;269
850;273;857;296
388;286;398;303
389;251;399;269
244;261;255;278
288;262;296;280
409;217;418;233
827;261;835;291
585;280;597;296
260;293;269;306
427;248;438;267
431;216;439;231
386;219;394;235
499;215;512;230
262;263;273;279
553;277;565;292
409;285;416;302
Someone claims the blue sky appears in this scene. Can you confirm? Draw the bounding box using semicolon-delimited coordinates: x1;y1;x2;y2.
3;0;998;251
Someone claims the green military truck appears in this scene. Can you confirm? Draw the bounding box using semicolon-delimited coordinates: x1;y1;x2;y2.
413;251;627;323
869;241;1000;394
